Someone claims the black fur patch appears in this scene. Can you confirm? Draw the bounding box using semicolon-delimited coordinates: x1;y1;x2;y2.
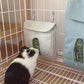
17;46;30;59
29;50;35;57
5;63;30;84
17;54;24;59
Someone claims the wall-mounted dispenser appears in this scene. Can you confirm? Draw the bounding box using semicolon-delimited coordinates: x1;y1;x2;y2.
24;20;56;59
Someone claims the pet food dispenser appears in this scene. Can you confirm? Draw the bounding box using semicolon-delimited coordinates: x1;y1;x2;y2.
24;20;56;59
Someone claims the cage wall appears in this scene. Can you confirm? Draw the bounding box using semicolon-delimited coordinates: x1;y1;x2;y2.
0;0;30;83
0;0;84;84
0;0;68;83
0;0;68;63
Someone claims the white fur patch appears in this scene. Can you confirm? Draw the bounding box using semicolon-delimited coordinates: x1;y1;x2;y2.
11;48;39;77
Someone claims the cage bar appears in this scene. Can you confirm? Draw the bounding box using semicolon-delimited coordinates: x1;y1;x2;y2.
13;0;19;52
19;0;24;46
1;0;8;61
7;0;13;54
24;0;27;20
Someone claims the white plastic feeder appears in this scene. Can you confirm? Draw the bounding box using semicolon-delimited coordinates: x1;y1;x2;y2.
24;20;56;58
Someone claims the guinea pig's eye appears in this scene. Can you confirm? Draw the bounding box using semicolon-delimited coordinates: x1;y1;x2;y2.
27;49;30;52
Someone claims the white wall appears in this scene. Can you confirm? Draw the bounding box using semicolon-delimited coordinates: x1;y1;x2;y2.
30;0;68;54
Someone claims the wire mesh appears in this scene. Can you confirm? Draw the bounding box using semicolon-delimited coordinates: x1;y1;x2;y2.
0;0;25;83
29;58;84;84
0;57;84;84
0;0;24;63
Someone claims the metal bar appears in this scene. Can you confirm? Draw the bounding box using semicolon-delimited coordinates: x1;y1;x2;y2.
41;72;50;82
7;0;14;54
0;9;65;15
19;0;24;46
13;0;19;52
24;0;27;20
39;61;81;77
63;72;72;84
38;59;84;75
40;66;52;82
34;64;51;81
80;77;84;83
54;69;64;84
60;72;71;84
0;9;24;14
43;0;45;21
1;30;23;39
31;78;47;84
1;0;8;61
36;61;84;84
0;52;18;65
49;76;57;84
0;48;2;61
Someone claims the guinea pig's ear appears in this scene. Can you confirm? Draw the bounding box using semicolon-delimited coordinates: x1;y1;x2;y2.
29;50;35;57
20;46;29;52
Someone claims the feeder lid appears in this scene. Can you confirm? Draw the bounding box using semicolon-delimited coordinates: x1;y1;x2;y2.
24;20;56;32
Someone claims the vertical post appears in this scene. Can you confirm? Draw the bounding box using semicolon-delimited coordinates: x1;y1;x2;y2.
21;0;25;45
13;0;19;52
7;0;14;54
21;0;25;28
26;0;30;20
0;0;8;61
21;0;30;46
0;1;1;61
19;0;24;46
21;0;30;26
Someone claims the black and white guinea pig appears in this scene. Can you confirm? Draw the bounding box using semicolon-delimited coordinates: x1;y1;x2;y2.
4;46;39;84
